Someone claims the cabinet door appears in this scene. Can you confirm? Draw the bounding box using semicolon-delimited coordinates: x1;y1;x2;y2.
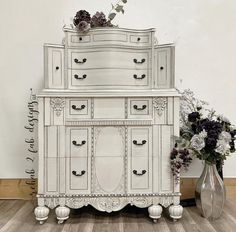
44;45;64;89
154;45;174;88
93;126;125;194
128;127;152;193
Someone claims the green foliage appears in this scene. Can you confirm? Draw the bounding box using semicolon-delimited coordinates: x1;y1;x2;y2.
108;13;116;20
108;0;128;22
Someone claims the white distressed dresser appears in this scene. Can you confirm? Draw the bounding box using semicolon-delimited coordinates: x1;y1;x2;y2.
34;27;183;224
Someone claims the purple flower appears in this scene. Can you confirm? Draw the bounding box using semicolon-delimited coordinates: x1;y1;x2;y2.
200;119;223;136
73;10;91;26
77;21;90;33
91;11;108;27
205;137;217;150
170;148;178;160
188;112;200;122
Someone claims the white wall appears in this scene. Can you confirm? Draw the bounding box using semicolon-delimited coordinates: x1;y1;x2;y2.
0;0;235;178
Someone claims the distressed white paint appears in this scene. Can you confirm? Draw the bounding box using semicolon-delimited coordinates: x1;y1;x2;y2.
0;0;235;180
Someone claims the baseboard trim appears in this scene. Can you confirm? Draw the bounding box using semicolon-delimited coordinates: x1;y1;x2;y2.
0;178;235;200
180;178;236;200
0;179;37;200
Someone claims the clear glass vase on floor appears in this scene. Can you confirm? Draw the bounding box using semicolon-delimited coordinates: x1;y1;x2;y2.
195;162;226;220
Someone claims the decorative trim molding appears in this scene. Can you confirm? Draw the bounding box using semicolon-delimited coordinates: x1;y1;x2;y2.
153;97;167;116
65;120;153;126
50;98;65;116
41;195;177;212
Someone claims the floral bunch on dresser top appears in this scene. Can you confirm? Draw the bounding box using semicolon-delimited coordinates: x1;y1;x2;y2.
73;0;128;32
170;89;236;181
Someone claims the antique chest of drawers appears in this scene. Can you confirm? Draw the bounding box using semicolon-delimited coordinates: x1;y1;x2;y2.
34;27;183;224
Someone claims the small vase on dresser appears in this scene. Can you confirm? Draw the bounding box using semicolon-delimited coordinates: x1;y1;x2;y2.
34;26;182;224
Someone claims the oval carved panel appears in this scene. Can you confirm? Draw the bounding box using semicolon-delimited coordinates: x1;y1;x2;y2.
94;127;125;193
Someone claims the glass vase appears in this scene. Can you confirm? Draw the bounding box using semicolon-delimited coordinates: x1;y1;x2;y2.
195;162;226;220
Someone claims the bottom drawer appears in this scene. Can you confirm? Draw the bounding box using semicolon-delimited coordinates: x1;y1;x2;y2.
66;157;91;194
130;157;151;192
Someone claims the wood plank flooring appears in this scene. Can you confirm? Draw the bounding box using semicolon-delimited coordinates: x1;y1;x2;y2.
1;199;236;232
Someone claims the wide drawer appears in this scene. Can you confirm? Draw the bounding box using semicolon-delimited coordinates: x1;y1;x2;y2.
69;69;149;89
68;49;150;69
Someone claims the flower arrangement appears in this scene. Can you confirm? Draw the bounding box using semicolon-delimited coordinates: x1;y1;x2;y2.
170;89;236;181
73;0;128;32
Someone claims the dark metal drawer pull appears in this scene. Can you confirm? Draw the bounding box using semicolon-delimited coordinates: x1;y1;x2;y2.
133;74;146;79
74;74;87;80
72;170;86;177
74;58;87;64
133;105;147;111
55;66;60;70
160;66;164;70
133;58;145;64
133;140;147;145
72;140;86;146
137;37;141;41
72;104;86;110
133;170;146;176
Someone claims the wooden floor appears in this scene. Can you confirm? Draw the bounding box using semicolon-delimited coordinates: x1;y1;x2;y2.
1;200;236;232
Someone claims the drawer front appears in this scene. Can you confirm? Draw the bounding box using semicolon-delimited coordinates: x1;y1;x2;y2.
69;69;149;89
93;98;125;119
44;45;64;89
129;33;150;45
66;127;91;158
66;98;91;119
66;157;90;194
68;49;150;70
66;30;152;47
128;127;152;193
128;98;152;119
130;157;150;190
130;127;151;156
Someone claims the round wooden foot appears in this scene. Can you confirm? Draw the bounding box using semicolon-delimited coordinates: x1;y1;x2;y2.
55;206;70;224
34;206;49;224
169;205;183;221
148;205;163;222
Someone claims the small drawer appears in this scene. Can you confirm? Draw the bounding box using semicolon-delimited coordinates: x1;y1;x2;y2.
66;157;90;194
130;157;151;191
130;127;150;156
66;127;91;158
130;127;151;157
130;34;150;45
66;98;91;119
70;34;91;44
128;98;152;118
